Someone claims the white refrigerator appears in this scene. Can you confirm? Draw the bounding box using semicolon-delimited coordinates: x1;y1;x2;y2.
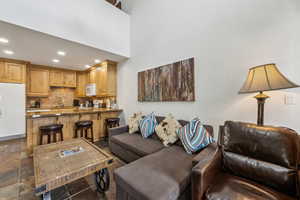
0;83;26;139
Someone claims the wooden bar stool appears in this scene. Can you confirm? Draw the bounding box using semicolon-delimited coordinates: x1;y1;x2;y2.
106;118;120;129
105;118;120;139
39;124;64;145
74;120;94;143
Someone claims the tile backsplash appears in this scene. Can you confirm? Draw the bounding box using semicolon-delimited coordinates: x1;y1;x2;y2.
27;88;76;108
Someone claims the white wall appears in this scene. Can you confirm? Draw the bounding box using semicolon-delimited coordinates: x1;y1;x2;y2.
118;0;300;136
0;0;130;57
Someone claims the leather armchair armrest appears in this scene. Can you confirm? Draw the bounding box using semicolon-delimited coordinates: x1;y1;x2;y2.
108;125;129;138
298;171;300;196
192;147;222;200
192;143;218;166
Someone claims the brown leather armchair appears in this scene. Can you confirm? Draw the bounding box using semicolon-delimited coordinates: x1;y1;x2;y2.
192;121;300;200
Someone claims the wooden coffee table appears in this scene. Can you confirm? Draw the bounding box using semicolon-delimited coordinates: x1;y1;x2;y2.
33;138;114;200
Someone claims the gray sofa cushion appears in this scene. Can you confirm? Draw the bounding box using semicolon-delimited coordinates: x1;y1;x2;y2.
114;145;193;200
111;133;165;157
110;140;142;163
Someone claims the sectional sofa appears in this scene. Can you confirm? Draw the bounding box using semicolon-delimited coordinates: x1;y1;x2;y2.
108;116;217;200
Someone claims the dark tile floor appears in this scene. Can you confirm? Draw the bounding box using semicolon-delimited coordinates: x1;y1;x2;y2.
0;139;124;200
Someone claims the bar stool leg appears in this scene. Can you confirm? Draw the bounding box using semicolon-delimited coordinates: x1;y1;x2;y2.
91;127;94;143
60;130;64;141
53;133;57;143
40;133;43;145
85;128;88;138
74;129;78;138
47;134;51;144
80;129;84;137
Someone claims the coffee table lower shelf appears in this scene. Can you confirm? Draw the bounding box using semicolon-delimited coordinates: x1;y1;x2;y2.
41;168;110;200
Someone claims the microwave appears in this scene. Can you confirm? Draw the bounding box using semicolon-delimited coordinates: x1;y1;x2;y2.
86;83;96;96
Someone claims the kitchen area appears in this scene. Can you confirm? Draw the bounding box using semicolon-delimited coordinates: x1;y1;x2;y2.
0;58;122;154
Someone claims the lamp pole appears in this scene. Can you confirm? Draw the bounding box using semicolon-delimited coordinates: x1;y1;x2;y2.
254;91;269;126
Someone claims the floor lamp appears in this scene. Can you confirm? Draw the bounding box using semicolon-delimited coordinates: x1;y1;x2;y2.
239;63;299;126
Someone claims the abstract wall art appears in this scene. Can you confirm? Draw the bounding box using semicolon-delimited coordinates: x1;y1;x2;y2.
138;58;195;102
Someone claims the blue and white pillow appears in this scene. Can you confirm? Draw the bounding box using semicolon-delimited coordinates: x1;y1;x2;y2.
139;112;157;138
176;118;215;154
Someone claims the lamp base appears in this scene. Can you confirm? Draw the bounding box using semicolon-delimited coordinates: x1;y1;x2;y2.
254;92;269;126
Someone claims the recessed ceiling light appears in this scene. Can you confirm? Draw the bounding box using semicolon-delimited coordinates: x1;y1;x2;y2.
57;51;66;56
94;59;101;63
85;65;91;68
0;38;9;44
52;59;60;63
3;50;14;55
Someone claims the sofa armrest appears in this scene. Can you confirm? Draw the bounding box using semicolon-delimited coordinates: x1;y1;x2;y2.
204;125;214;138
108;125;129;138
192;143;218;166
192;147;222;200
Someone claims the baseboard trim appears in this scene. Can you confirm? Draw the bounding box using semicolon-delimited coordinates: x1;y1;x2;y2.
0;134;25;141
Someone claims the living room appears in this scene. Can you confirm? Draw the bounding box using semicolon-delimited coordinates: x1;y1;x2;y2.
0;0;299;200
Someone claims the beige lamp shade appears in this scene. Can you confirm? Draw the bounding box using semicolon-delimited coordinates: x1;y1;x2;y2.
239;63;299;94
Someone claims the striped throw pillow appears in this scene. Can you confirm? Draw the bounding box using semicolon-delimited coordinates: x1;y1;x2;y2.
139;112;157;138
176;118;214;154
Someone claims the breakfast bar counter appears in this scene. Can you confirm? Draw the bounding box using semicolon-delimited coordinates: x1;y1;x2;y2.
26;108;123;154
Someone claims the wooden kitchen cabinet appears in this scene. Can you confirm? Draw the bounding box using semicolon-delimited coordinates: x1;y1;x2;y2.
96;67;107;96
63;71;76;87
27;66;49;97
76;72;87;97
49;70;64;86
106;62;117;96
85;60;117;97
49;69;76;87
88;69;97;84
76;64;117;97
0;62;26;83
0;62;6;81
96;61;117;97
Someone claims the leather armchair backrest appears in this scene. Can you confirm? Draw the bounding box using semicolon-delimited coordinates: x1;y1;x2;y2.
222;121;299;197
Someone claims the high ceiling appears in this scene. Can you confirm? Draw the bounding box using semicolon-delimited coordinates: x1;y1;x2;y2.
0;20;127;70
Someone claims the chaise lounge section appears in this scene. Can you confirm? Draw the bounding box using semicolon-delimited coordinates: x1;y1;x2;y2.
109;116;216;200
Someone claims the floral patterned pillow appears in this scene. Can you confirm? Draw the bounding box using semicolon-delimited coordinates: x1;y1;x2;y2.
155;114;182;147
128;112;143;134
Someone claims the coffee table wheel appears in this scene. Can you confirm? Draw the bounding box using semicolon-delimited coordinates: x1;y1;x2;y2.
40;192;51;200
94;168;110;193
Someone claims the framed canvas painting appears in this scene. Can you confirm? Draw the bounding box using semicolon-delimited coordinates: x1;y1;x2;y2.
138;58;195;102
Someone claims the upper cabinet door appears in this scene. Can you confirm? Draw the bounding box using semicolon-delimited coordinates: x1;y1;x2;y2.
76;72;87;97
106;63;117;96
27;67;49;97
0;62;26;84
96;66;108;96
63;71;76;87
0;62;7;81
49;70;64;86
6;63;26;83
96;62;117;97
88;69;96;84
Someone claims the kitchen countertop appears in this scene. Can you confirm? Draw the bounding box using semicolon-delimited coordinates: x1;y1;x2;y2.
26;107;123;119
